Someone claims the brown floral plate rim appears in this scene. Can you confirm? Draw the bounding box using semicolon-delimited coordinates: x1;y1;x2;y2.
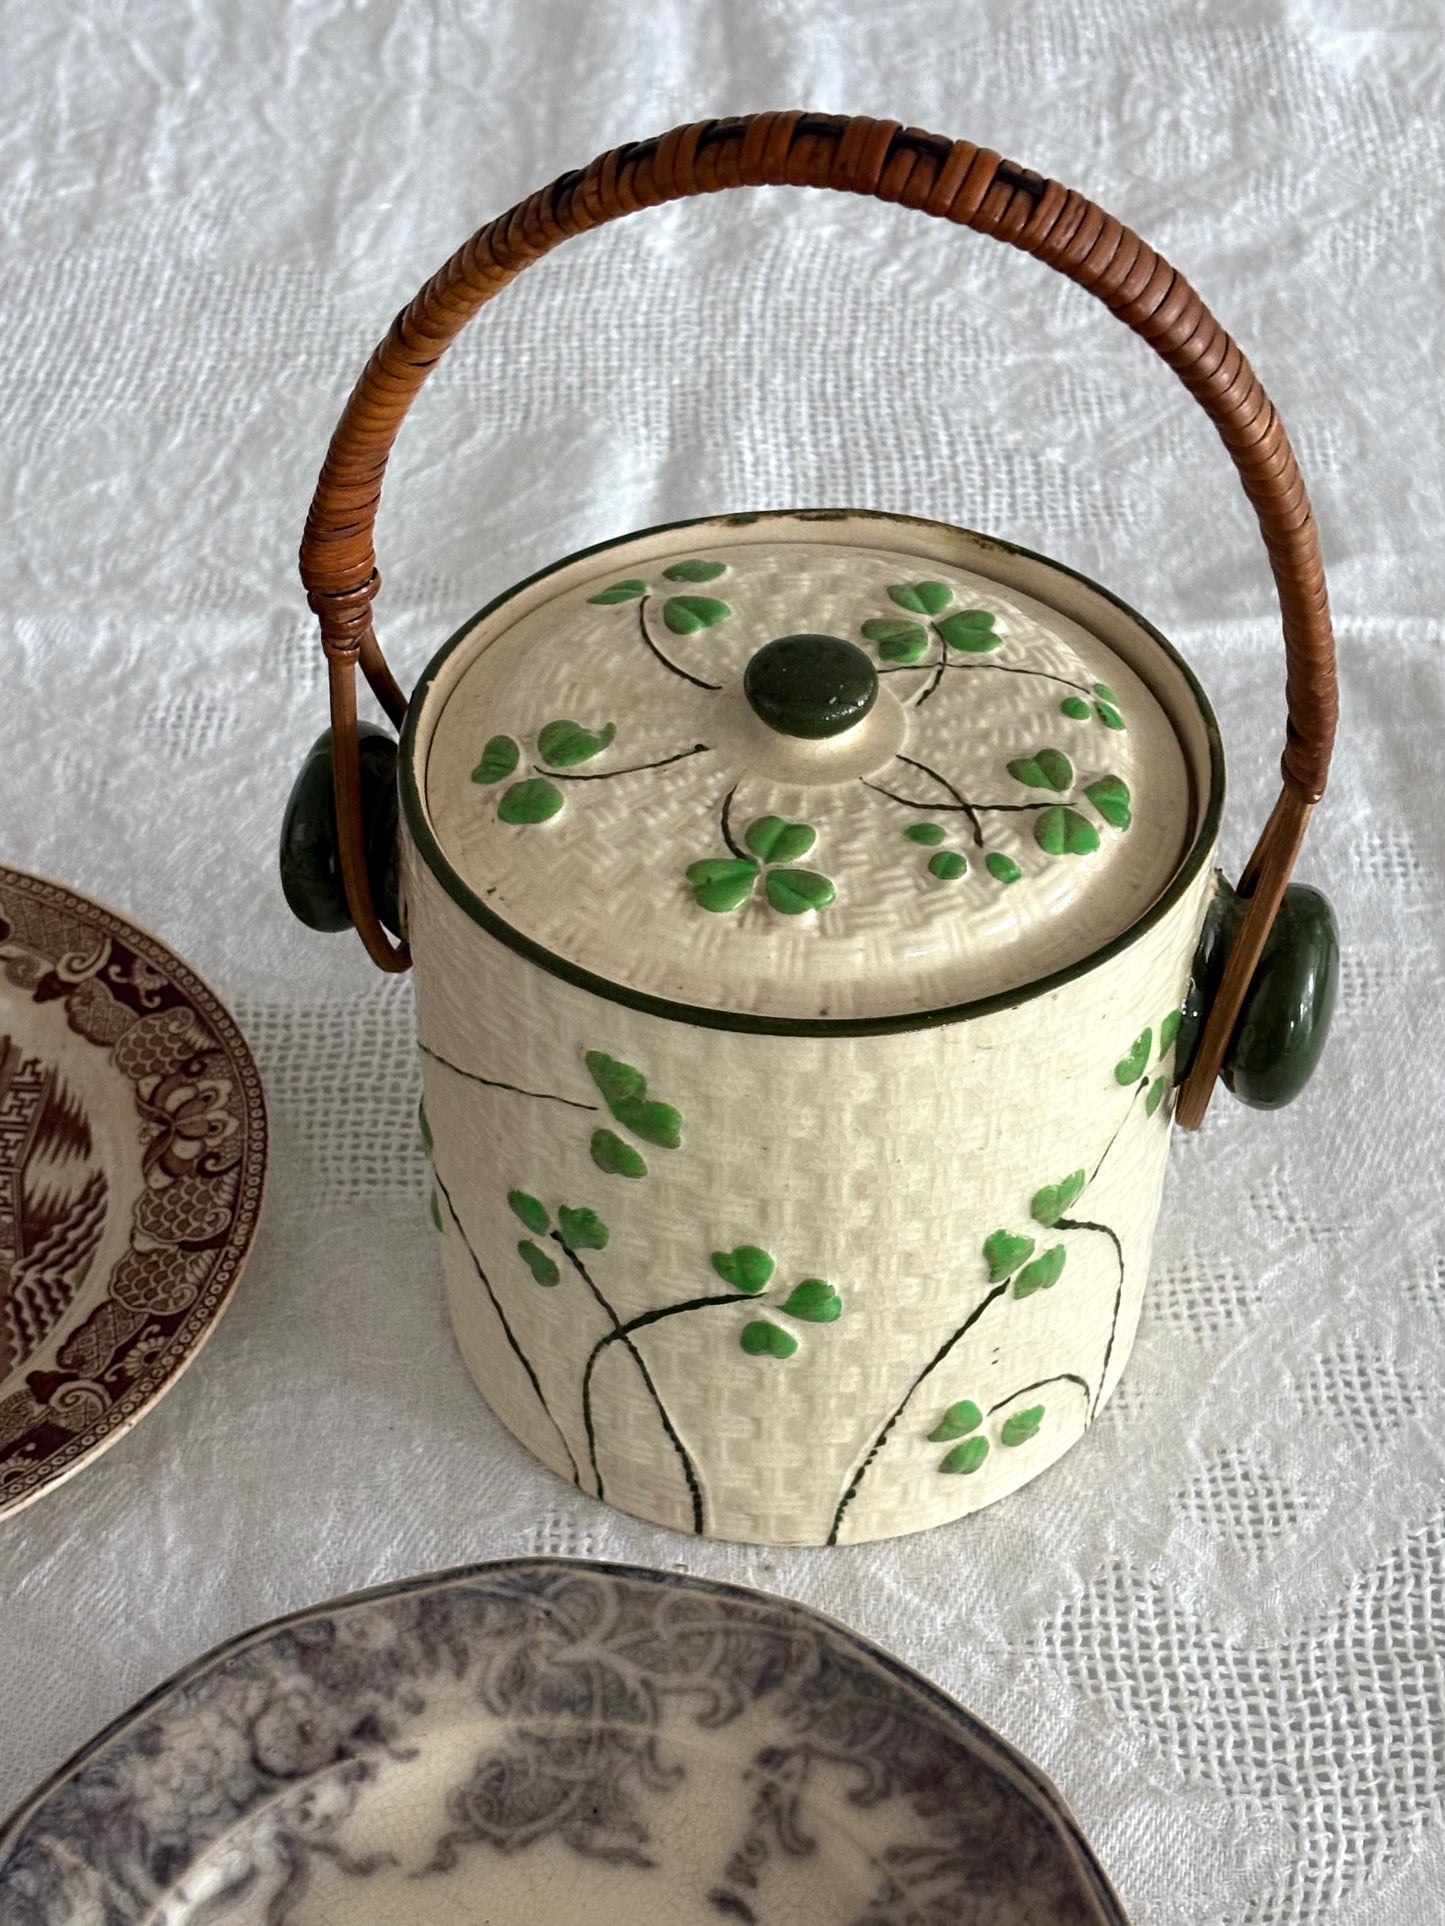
0;862;268;1518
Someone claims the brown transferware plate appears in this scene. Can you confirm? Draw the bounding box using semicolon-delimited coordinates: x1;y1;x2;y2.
0;863;266;1515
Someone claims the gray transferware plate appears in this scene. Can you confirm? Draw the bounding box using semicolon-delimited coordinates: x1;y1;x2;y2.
0;1557;1129;1924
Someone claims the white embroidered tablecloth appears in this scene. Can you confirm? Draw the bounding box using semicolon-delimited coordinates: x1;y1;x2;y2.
2;2;1442;1919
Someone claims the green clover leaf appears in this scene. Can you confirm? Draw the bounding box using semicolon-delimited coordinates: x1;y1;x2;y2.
765;869;835;915
1159;1010;1182;1055
662;594;731;634
498;777;564;825
584;1052;681;1148
940;1436;990;1474
507;1189;550;1235
779;1278;842;1323
1034;806;1100;857
1145;1076;1169;1117
537;718;617;767
471;735;520;784
590;1129;647;1179
1060;696;1091;721
1084;775;1132;830
662;559;727;582
711;1246;775;1294
1115;1029;1152;1084
740;1319;798;1359
983;1229;1035;1282
610;1098;682;1148
985;852;1022;884
517;1239;560;1287
686;857;759;912
1012;1244;1067;1298
1008;748;1073;792
888;581;952;616
928;851;968;881
1030;1170;1086;1228
905;823;946;846
584;1053;645;1108
745;816;817;864
1095;701;1125;730
929;1399;983;1441
1000;1404;1045;1446
558;1205;609;1250
587;579;647;604
862;616;928;662
937;609;1000;653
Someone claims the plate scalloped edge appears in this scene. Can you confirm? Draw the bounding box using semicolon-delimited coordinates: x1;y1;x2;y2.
0;862;268;1517
0;1555;1130;1926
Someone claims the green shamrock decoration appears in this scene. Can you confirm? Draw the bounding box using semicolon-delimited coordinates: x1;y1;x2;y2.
859;583;1002;665
472;713;621;828
1058;681;1127;731
581;1050;684;1180
687;815;836;917
710;1243;846;1359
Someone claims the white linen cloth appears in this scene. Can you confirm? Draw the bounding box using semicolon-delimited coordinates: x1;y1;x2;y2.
2;2;1442;1919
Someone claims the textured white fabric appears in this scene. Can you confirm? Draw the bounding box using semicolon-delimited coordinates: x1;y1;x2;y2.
1;2;1441;1920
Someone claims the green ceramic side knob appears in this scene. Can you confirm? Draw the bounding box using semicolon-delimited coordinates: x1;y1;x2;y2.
279;724;401;936
1223;882;1339;1109
1178;877;1339;1109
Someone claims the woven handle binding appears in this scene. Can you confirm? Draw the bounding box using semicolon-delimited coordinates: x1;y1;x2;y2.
299;110;1338;1131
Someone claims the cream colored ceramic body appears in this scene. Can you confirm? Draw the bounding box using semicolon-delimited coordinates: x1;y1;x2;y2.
400;513;1223;1546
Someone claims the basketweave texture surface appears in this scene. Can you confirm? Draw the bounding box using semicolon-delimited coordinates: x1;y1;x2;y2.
422;522;1193;1016
0;1;1440;1922
409;844;1208;1544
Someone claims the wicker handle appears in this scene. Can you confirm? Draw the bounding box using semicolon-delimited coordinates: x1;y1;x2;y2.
300;111;1338;1130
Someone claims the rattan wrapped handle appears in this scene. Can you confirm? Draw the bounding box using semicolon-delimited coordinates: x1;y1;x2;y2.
300;111;1338;1129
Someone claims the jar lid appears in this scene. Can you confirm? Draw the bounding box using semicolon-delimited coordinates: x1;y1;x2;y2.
410;512;1216;1024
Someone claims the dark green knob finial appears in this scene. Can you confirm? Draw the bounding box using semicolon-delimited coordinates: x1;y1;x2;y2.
743;633;879;740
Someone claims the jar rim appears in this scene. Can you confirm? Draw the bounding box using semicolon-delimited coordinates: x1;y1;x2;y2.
398;508;1225;1038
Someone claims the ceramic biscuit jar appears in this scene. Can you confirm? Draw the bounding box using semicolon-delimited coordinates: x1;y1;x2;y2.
281;114;1340;1546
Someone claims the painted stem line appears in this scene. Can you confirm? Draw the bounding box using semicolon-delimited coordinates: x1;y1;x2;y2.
1059;1215;1127;1421
720;783;749;862
637;594;721;692
431;1167;581;1487
880;655;1094;700
987;1372;1092;1415
551;744;713;782
1068;1074;1150;1416
419;1043;599;1112
580;1293;739;1516
554;1236;705;1534
1090;1076;1149;1183
826;1278;1012;1545
829;1073;1145;1544
862;753;985;846
864;759;1090;839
